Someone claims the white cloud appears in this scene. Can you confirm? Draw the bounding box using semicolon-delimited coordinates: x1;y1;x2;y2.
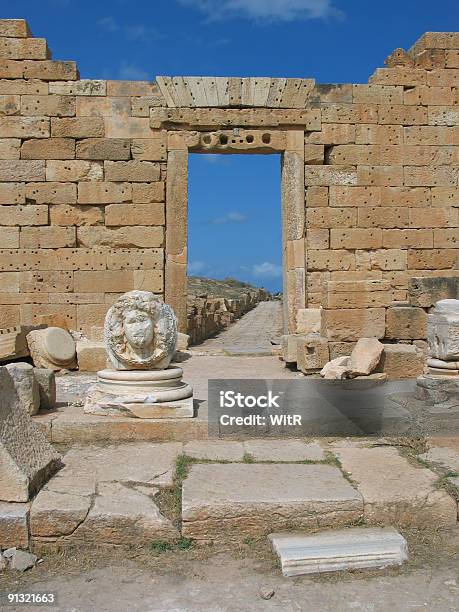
97;17;163;42
211;211;247;224
188;260;206;274
119;61;149;80
252;261;283;277
97;16;119;32
178;0;340;22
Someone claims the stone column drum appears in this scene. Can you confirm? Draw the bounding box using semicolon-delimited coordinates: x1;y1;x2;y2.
416;299;459;403
84;291;194;418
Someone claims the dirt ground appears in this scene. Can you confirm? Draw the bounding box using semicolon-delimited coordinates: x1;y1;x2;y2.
1;527;458;611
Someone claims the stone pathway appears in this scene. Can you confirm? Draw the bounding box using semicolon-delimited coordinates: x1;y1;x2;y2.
192;301;283;356
21;438;458;549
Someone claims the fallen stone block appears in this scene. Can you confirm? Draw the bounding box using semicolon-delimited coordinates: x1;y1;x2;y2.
5;362;40;415
350;338;384;376
0;326;29;363
297;334;329;372
0;367;61;502
377;343;425;379
269;527;408;576
182;463;362;543
0;502;29;549
76;340;107;372
27;327;77;371
320;356;352;379
334;445;457;527
33;368;56;410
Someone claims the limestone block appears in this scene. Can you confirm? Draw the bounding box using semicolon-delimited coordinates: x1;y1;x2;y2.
76;138;131;160
23;60;78;81
49;80;107;96
386;306;427;340
21;137;75;160
46;160;103;182
49;204;103;226
104;160;160;182
77;226;163;248
0;159;45;181
377;344;425;379
0;19;31;37
131;137;167;161
350;338;384;375
5;363;40;416
321;308;386;341
0;326;29;362
182;464;362;543
296;308;321;334
132;182;164;203
76;341;108;372
297;334;329;372
0;502;29;548
410;277;459;307
30;489;91;537
33;368;56;410
26;181;76;204
150;107;321;130
0;116;49;138
334;446;456;526
77;182;131;204
27;327;77;371
20;226;76;248
0;367;61;502
105;203;164;227
51;117;104;138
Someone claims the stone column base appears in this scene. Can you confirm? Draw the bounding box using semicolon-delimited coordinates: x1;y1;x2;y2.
84;367;194;419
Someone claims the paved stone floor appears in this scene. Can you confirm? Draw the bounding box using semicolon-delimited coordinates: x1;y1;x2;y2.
192;301;283;355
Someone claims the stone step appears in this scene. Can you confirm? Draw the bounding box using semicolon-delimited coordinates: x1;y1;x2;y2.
30;442;181;548
269;527;408;576
333;445;457;527
181;463;363;544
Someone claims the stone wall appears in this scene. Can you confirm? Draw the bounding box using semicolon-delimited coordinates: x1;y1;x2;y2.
187;289;269;345
0;20;457;346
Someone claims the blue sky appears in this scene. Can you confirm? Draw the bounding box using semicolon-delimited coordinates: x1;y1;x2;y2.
5;0;459;291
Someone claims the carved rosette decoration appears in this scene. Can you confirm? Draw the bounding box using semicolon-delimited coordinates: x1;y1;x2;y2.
104;290;178;371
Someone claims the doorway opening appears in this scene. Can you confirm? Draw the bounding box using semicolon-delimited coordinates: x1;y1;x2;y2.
187;154;283;353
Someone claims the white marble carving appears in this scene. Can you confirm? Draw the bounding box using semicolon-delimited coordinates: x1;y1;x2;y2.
85;291;193;419
105;291;177;371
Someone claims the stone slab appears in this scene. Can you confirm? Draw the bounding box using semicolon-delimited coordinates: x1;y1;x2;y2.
243;440;325;462
30;489;90;538
0;501;29;548
33;368;56;410
62;442;182;487
269;527;408;576
183;440;245;461
67;481;179;545
5;362;40;416
334;446;457;526
182;463;362;543
0;326;29;362
0;367;61;502
419;446;459;472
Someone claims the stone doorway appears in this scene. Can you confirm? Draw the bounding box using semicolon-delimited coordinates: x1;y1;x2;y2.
164;129;306;335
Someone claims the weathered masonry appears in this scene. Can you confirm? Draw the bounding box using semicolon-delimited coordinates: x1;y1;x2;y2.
0;19;457;352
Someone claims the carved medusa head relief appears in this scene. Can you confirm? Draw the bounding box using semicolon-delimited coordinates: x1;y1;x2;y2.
104;291;178;370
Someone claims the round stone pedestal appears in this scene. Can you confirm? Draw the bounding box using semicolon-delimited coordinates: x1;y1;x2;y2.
84;367;194;419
